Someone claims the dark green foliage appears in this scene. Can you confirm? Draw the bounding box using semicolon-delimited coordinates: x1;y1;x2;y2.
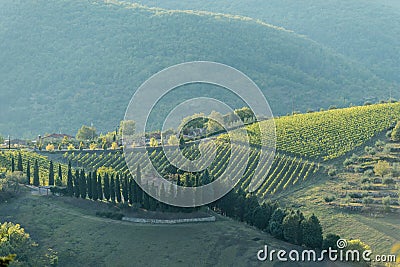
50;186;68;196
244;194;259;224
79;169;86;199
56;164;63;186
128;178;133;205
301;214;323;249
183;173;193;187
115;174;122;203
103;173;110;201
110;175;115;203
140;0;400;84
136;165;143;205
92;171;98;201
26;161;30;185
159;183;166;211
33;159;39;186
169;181;175;200
252;206;270;231
122;174;128;203
11;158;14;173
322;234;341;250
74;170;80;198
97;174;103;200
149;182;158;211
87;173;92;199
67;162;74;196
268;208;286;239
17;153;23;172
48;160;54;186
1;0;396;137
282;210;304;245
143;182;150;210
179;136;185;148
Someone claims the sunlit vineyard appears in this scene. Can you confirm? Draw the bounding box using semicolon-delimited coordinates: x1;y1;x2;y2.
2;103;397;197
222;102;400;160
0;151;69;184
60;142;319;198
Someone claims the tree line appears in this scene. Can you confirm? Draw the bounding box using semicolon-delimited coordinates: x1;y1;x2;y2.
7;152;337;251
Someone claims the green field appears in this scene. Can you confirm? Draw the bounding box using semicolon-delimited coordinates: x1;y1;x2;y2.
0;192;336;267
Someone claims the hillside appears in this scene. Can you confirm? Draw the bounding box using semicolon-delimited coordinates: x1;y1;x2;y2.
2;103;398;199
0;0;395;137
138;0;400;84
0;194;310;267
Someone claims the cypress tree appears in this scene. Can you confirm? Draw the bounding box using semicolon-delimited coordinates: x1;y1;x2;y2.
87;172;92;199
67;162;74;196
122;174;129;203
11;157;15;172
143;182;150;210
269;208;286;240
74;169;80;198
97;174;103;200
103;173;110;201
132;177;138;204
283;210;302;245
92;171;98;201
26;161;31;185
57;164;62;186
301;214;323;249
391;121;400;141
251;205;269;231
33;159;39;186
17;152;23;172
169;180;175;199
201;169;213;202
80;169;86;199
115;174;122;203
48;161;54;186
136;164;143;205
110;175;116;203
128;177;133;205
149;182;158;211
159;183;166;211
176;174;182;201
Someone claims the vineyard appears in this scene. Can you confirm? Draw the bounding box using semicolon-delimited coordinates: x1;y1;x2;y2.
59;142;321;198
221;102;400;160
0;150;69;183
2;102;399;198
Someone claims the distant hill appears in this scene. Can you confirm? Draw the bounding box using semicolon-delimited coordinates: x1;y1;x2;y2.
0;0;395;137
138;0;400;84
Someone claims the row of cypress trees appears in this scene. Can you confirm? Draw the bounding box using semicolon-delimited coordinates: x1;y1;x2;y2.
9;152;329;250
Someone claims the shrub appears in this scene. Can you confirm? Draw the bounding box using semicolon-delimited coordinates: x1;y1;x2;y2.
364;169;374;177
382;196;391;206
327;167;337;177
45;144;55;152
324;195;335;203
383;178;395;185
362;197;373;205
361;177;370;183
364;146;376;155
349;192;363;198
322;234;340;250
